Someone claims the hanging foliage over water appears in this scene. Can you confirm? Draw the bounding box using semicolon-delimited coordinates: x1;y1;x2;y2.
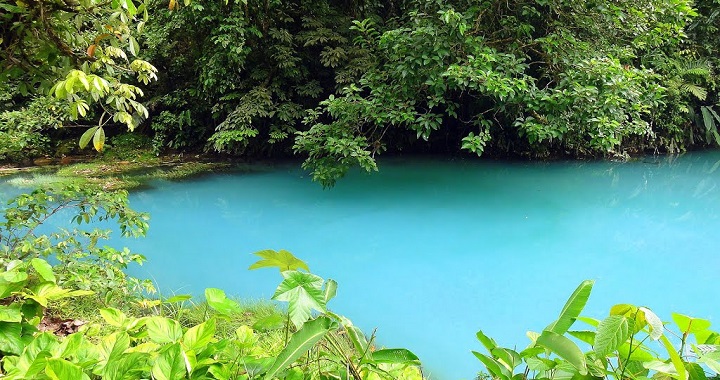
2;0;720;185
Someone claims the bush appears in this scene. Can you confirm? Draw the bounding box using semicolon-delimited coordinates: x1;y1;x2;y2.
0;96;65;162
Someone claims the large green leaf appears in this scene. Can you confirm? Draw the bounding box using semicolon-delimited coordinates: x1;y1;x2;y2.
545;280;594;335
0;304;22;323
272;271;326;329
536;330;588;375
326;311;368;355
263;316;336;380
204;288;241;316
145;317;182;344
686;362;708;380
569;331;596;345
0;321;24;355
79;126;99;149
476;330;498;352
30;258;55;283
617;341;655;362
594;315;631;356
100;308;127;328
151;343;186;380
660;335;687;380
182;318;216;352
491;347;521;371
102;352;150;380
45;358;86;380
249;249;310;272
672;313;711;335
370;349;420;364
472;351;511;380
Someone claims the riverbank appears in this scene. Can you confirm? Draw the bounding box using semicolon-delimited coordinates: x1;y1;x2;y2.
0;143;234;191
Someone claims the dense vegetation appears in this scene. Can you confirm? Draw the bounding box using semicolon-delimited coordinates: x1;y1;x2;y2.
3;0;720;184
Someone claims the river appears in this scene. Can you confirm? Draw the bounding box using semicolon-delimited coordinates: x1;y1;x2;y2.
3;152;720;379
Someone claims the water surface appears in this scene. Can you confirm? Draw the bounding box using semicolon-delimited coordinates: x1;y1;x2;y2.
4;152;720;379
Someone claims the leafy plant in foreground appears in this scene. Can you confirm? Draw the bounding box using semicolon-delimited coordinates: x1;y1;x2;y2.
475;280;720;380
0;184;153;299
0;246;422;379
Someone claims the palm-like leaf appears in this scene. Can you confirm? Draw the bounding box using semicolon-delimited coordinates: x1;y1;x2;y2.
272;271;326;328
249;249;310;272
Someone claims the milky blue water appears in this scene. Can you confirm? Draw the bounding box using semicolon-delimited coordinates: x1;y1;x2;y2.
3;151;720;379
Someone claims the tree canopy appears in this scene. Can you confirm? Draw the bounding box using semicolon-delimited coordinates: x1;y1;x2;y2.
2;0;720;185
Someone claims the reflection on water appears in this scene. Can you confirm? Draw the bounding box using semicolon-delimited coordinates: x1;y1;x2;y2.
2;152;720;379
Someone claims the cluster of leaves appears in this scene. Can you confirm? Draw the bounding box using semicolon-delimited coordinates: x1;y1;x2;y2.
295;0;717;185
0;184;153;299
0;96;65;162
0;235;423;379
1;0;158;150
140;0;374;156
474;280;720;380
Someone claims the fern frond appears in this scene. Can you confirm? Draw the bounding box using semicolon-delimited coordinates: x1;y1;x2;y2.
681;83;708;100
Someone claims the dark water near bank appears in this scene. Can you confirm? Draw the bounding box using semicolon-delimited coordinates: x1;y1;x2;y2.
3;152;720;379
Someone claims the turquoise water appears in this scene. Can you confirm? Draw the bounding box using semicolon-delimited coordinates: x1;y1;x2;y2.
3;152;720;379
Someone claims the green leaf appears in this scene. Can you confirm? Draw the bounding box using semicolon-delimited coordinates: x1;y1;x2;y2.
128;36;139;56
103;351;150;380
327;311;368;355
569;331;595;345
182;318;216;352
370;349;420;364
30;258;55;283
536;330;588;375
473;351;511;380
0;321;24;355
263;316;336;380
100;308;127;328
686;362;708;380
272;271;326;329
617;341;655;362
79;126;99;149
165;295;191;304
594;315;631;356
93;127;105;152
146;316;182;344
152;343;186;380
491;348;522;371
660;335;687;380
672;313;711;334
235;325;257;347
249;249;310;272
252;314;285;331
526;357;557;372
204;288;241;316
123;0;137;16
45;358;85;380
545;280;594;335
476;330;498;352
323;279;337;303
0;304;22;323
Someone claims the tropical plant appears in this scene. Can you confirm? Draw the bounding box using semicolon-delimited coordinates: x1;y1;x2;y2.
0;245;423;379
1;0;158;149
474;280;720;380
0;184;153;299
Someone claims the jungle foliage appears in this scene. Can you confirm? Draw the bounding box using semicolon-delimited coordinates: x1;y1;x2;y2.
473;280;720;380
3;0;720;185
0;186;424;379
